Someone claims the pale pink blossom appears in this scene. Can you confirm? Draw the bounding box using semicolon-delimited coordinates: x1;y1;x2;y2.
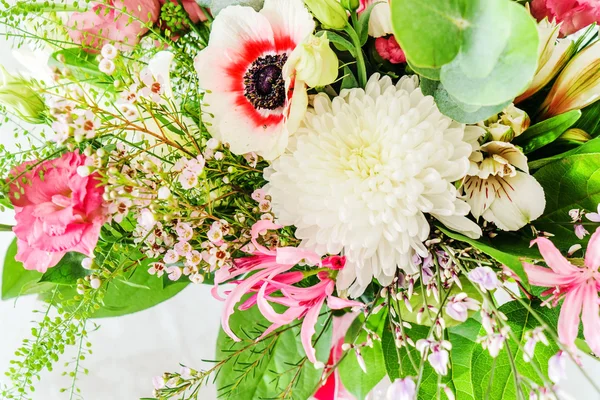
524;228;600;355
213;220;363;365
7;152;107;273
175;222;194;241
468;266;501;292
174;241;192;256
548;351;567;383
445;293;480;322
148;262;166;277
167;266;183;281
386;378;416;400
416;339;452;375
163;249;179;264
101;44;118;59
574;224;589;239
523;327;549;362
479;329;509;358
252;188;266;202
586;204;600;222
138;209;156;230
99;58;116;75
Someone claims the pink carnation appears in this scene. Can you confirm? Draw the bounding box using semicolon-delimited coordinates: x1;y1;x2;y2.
375;36;407;64
7;152;107;273
68;0;161;51
531;0;600;36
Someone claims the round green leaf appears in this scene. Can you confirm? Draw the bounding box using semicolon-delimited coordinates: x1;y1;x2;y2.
390;0;510;70
440;3;539;106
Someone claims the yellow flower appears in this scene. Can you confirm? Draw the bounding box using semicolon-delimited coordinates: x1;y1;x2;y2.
284;34;339;88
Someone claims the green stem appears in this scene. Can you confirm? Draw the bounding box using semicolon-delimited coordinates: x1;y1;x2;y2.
344;26;367;88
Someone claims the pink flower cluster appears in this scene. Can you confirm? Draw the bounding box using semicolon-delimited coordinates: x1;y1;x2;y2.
68;0;207;51
531;0;600;37
8;152;107;272
213;220;363;365
524;228;600;355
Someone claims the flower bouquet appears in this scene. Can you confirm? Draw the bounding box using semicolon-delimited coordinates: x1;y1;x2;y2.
1;0;600;399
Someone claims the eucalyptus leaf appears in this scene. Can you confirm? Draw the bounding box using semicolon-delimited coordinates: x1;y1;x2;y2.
215;304;332;400
422;79;510;124
440;3;539;106
408;61;440;81
391;0;509;69
512;110;581;154
1;238;42;300
534;154;600;249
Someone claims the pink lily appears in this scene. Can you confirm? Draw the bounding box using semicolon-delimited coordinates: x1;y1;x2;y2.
523;227;600;355
213;220;363;364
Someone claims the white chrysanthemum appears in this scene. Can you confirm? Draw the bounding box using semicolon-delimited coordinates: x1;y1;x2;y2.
265;75;482;297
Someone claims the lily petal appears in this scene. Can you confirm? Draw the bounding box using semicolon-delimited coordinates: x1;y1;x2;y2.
585;227;600;270
300;297;326;364
523;263;578;287
558;286;584;349
582;282;600;356
532;237;580;274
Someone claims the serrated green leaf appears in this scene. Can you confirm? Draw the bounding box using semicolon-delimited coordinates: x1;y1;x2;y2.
1;238;43;300
39;252;88;285
215;304;332;400
513;110;581;154
533;154;600;250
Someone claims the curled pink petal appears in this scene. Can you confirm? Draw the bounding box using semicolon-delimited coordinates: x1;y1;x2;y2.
301;297;326;364
582;282;600;356
531;237;579;274
558;286;584;349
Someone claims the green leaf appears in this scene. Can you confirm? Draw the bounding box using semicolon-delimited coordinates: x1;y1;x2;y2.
215;304;332;400
513;110;581;154
391;0;510;70
440;3;539;106
437;226;535;286
356;3;377;47
408;62;440;81
470;301;559;400
448;318;481;400
322;31;356;57
381;318;456;398
573;100;600;138
341;66;359;91
528;136;600;170
49;49;113;89
421;78;510;124
339;311;387;400
1;238;43;300
39;252;88;285
534;153;600;249
93;263;189;318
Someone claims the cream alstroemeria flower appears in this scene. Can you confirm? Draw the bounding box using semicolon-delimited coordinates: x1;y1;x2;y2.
515;18;575;104
478;104;530;142
463;140;546;231
539;40;600;119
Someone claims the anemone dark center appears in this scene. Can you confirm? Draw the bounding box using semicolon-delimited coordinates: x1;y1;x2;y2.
243;53;288;110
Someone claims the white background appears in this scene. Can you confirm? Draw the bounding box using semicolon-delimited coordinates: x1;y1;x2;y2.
0;31;599;400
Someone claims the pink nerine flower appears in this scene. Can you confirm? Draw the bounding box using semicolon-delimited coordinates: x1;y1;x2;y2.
213;220;363;365
68;0;161;51
530;0;600;37
523;228;600;355
7;152;107;272
375;36;407;64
